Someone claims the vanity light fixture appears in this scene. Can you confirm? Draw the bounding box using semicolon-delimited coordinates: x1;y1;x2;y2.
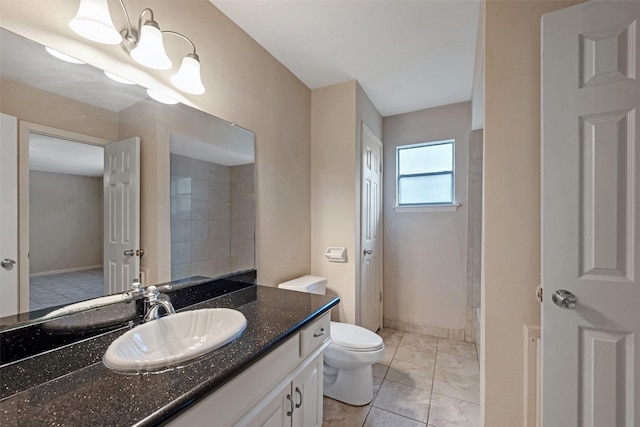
69;0;206;94
45;47;86;64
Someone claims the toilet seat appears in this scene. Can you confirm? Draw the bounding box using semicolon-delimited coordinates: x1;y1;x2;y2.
329;321;383;352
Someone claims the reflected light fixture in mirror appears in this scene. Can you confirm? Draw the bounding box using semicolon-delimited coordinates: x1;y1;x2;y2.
147;88;179;104
45;47;86;64
69;0;205;94
104;70;135;84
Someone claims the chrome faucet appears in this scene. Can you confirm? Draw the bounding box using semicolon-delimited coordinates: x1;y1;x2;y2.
142;285;176;322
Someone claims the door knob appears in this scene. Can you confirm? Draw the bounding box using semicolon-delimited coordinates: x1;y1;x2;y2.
124;249;144;257
552;289;577;309
1;258;16;270
363;248;373;255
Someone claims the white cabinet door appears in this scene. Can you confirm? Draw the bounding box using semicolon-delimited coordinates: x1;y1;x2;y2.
245;381;292;427
292;354;323;427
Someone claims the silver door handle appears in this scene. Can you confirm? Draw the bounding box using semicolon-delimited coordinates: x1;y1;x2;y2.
363;248;373;255
552;289;577;309
313;327;326;337
124;249;145;257
1;258;16;270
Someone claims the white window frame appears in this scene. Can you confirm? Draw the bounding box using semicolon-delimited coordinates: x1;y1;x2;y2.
394;139;460;213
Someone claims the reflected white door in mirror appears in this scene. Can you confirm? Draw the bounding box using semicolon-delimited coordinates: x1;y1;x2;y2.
0;113;19;317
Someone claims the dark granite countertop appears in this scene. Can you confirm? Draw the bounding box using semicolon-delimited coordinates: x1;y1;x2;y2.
0;285;339;426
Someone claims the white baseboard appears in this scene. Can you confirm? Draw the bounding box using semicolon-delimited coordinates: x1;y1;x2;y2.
383;317;469;342
30;264;102;277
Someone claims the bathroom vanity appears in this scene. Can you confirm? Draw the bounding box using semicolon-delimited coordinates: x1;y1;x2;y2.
0;275;339;426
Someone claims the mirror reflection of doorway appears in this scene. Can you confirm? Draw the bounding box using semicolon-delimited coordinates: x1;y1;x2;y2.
28;133;105;311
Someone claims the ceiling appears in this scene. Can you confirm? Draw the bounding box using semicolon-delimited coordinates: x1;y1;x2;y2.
211;0;481;117
29;134;104;177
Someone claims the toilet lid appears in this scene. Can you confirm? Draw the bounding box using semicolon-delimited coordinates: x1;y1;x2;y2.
329;321;384;351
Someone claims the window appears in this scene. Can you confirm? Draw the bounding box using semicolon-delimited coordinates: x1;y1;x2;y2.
396;139;455;206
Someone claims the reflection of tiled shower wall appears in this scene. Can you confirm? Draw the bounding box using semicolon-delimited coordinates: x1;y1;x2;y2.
465;129;483;348
230;164;255;272
170;154;254;281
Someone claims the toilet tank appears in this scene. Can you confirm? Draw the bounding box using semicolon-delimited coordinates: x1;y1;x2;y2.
277;275;327;295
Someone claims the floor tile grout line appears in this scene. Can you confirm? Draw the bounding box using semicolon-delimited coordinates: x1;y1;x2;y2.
430;391;481;407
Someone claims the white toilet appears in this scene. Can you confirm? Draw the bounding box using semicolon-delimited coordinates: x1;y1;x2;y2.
278;275;385;406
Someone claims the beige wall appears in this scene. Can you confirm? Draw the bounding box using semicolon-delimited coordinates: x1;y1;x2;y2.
383;102;471;333
0;0;312;287
29;171;102;274
310;81;357;323
310;81;382;324
482;0;584;425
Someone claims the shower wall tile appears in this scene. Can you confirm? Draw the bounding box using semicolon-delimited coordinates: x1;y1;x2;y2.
171;220;191;243
210;183;230;202
209;220;231;240
465;129;483;344
171;176;191;197
171;263;191;281
191;240;209;262
231;201;255;221
210;163;230;183
170;154;254;281
191;199;209;220
191;220;209;241
170;154;192;177
231;220;254;241
190;158;211;181
191;178;210;200
209;201;231;221
209;239;230;258
171;241;191;265
171;198;191;220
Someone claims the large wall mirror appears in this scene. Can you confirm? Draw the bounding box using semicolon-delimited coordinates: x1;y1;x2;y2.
0;28;255;326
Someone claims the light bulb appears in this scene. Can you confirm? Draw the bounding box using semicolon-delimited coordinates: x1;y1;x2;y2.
69;0;122;45
170;54;205;95
130;22;171;70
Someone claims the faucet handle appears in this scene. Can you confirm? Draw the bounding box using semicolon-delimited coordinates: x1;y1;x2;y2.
131;281;143;293
143;285;160;302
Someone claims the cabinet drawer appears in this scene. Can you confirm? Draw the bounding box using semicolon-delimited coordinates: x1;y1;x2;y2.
300;312;331;358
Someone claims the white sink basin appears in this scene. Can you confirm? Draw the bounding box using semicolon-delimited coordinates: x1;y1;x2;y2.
103;308;247;372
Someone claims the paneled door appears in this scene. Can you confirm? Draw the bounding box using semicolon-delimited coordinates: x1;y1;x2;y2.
542;1;640;425
103;137;140;295
0;113;18;317
360;123;383;332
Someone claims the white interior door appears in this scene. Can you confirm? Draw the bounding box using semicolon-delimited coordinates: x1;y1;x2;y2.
542;2;640;425
0;113;19;317
360;123;383;332
104;137;140;295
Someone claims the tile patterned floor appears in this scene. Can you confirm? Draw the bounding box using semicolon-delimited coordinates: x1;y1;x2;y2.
29;268;104;311
323;328;480;427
